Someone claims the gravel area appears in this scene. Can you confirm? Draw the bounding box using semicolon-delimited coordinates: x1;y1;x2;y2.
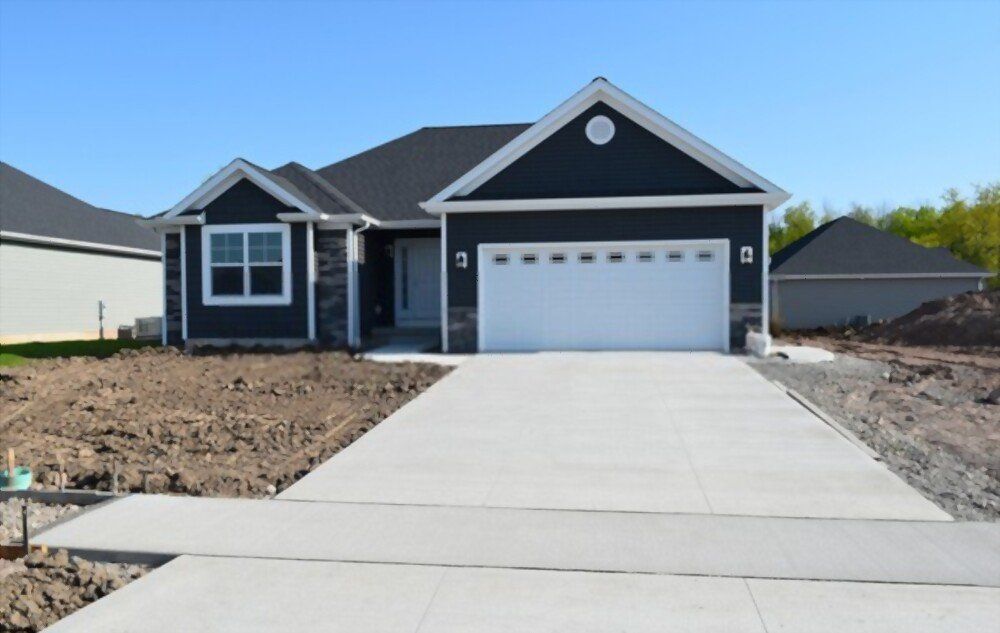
1;499;148;632
750;351;1000;521
0;347;451;497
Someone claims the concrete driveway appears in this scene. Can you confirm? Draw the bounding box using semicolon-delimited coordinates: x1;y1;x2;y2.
44;352;998;632
281;352;947;520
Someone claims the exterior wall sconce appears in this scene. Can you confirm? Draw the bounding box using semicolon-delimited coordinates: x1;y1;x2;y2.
740;246;753;264
455;251;468;269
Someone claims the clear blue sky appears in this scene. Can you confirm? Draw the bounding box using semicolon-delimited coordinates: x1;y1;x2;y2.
1;0;998;218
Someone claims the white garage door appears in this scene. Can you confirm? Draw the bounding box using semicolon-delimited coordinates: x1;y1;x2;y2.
478;240;728;352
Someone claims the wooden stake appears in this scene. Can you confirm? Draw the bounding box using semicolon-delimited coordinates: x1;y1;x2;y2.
21;500;29;556
57;454;67;492
6;448;14;476
111;460;120;495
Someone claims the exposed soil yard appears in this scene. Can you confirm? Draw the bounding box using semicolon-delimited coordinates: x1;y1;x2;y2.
1;499;147;632
753;291;1000;521
0;347;451;498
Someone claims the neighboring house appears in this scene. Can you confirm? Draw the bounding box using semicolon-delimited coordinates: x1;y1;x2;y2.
142;78;790;352
0;162;162;343
769;216;992;330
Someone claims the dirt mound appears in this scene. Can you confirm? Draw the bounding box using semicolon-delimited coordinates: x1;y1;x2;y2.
0;348;450;497
1;549;147;631
863;290;999;347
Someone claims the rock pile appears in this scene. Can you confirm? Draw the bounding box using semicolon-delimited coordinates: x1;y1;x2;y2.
1;549;147;631
862;289;999;347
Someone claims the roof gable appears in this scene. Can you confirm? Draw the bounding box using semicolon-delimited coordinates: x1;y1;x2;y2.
770;217;990;277
0;161;159;252
426;78;788;211
456;101;752;200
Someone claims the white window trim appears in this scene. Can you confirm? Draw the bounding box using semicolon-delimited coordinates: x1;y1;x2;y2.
200;223;292;306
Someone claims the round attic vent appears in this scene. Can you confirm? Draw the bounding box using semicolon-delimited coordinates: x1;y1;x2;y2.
585;115;615;145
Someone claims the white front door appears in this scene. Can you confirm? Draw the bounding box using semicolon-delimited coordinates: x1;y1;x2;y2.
478;240;729;352
395;238;441;327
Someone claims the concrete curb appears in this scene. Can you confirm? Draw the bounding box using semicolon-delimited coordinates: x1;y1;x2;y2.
769;380;883;461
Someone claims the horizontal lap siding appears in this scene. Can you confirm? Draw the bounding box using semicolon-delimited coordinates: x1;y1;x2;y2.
447;207;763;306
184;180;309;340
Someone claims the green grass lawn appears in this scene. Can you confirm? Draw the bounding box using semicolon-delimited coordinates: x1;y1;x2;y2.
0;339;156;366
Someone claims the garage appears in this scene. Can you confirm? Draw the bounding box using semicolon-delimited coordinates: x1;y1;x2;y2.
478;240;729;352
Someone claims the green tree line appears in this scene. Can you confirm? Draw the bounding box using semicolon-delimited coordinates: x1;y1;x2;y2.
769;183;999;287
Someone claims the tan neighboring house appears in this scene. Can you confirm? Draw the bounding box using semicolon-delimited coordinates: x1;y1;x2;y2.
0;162;162;343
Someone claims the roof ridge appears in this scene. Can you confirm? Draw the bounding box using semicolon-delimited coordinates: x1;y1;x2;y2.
419;122;532;130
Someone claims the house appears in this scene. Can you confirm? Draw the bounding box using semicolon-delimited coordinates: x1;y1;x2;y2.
769;216;992;330
141;78;790;352
0;162;162;343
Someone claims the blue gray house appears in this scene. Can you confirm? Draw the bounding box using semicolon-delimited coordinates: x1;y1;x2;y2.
141;78;790;352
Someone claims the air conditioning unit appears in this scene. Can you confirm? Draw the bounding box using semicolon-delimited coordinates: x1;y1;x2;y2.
134;317;162;341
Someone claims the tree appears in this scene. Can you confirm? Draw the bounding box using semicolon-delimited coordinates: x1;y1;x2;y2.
769;201;816;253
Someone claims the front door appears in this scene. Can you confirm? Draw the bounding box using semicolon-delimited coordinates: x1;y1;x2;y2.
394;238;441;327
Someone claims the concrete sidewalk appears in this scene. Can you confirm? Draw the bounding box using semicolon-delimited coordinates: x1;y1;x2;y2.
45;556;1000;633
279;353;949;521
34;495;1000;587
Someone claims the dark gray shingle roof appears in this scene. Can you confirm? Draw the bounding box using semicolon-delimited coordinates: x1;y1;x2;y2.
770;216;989;277
0;162;159;252
315;124;531;221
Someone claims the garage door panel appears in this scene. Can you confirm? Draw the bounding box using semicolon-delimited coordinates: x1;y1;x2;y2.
479;242;727;352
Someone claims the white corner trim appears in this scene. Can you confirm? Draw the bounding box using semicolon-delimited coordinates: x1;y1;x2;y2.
380;219;441;229
440;212;449;352
137;213;205;229
0;230;162;258
346;227;356;348
422;192;789;215
306;222;316;341
770;272;995;281
180;229;188;341
761;207;769;339
200;223;293;306
426;78;789;204
163;159;324;219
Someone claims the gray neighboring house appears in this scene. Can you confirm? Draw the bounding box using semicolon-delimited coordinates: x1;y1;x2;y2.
142;78;791;352
0;162;162;343
769;216;992;330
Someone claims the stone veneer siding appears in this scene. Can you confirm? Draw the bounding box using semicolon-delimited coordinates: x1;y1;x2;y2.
164;233;183;346
315;229;349;347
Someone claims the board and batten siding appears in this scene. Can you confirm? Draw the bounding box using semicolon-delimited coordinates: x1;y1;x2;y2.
0;242;161;343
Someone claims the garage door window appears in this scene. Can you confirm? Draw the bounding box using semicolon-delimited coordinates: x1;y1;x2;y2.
201;223;292;306
697;250;715;262
607;252;625;263
637;251;654;262
521;253;538;265
668;251;684;262
550;253;567;264
579;252;595;264
493;254;509;265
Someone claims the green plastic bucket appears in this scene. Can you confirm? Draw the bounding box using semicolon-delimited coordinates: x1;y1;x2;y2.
0;466;32;490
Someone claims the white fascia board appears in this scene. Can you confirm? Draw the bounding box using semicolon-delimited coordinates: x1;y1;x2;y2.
422;192;789;215
163;159;324;219
137;213;206;228
315;214;381;230
0;230;162;258
427;78;789;204
379;219;441;229
770;272;994;280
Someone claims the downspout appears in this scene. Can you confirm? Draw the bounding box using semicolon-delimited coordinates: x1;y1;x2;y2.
351;221;373;349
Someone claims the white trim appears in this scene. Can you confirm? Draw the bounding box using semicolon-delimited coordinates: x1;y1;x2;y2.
180;229;188;341
379;219;441;229
475;238;730;353
440;213;449;352
200;223;292;306
427;78;788;204
761;207;769;339
585;115;615;145
346;227;356;348
0;230;162;258
770;272;994;281
281;212;381;226
163;159;324;219
137;213;205;229
160;233;167;345
422;192;788;215
306;222;316;340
